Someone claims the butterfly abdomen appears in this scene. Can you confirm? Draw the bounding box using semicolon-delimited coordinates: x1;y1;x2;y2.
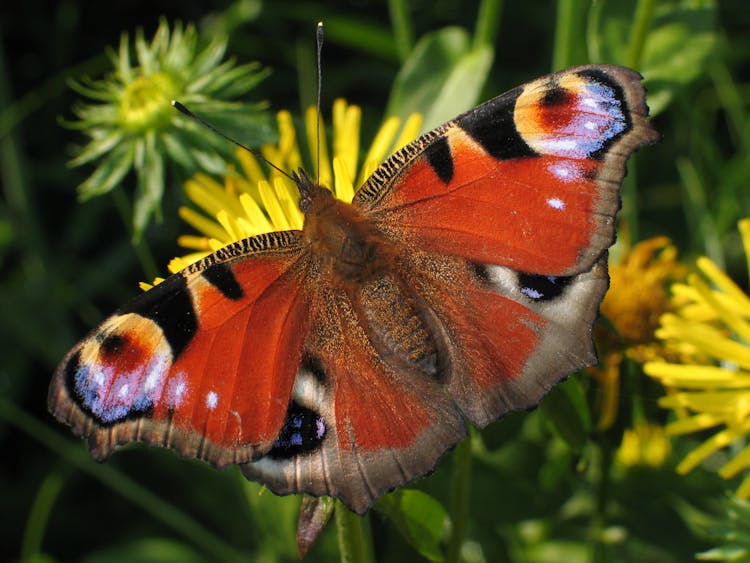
354;274;439;376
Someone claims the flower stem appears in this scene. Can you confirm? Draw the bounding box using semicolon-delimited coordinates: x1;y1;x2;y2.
447;432;473;563
388;0;414;61
626;0;656;69
552;0;576;70
335;502;374;563
621;155;639;241
111;186;159;280
20;468;67;561
474;0;503;49
589;435;613;561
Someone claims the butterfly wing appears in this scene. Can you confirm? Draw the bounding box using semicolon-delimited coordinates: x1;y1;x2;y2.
351;64;658;426
48;232;311;467
241;269;466;514
357;64;658;275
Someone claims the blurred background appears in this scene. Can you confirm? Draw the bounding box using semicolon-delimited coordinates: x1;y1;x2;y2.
2;1;749;561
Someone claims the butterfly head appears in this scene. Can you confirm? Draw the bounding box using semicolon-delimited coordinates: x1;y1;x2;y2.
295;168;334;215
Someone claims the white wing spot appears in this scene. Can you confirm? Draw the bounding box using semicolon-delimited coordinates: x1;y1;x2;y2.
539;138;578;153
206;390;219;410
547;197;565;210
118;383;130;398
581;97;598;108
144;368;162;392
584;120;597;130
551;165;570;179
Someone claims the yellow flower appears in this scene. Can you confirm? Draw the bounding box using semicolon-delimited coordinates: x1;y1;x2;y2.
602;236;686;353
645;219;750;497
616;423;671;468
589;236;686;430
140;99;422;290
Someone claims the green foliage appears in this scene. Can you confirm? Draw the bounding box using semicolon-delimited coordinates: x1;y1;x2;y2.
386;27;494;130
677;496;750;562
1;0;748;562
588;0;718;115
377;489;449;562
539;376;591;453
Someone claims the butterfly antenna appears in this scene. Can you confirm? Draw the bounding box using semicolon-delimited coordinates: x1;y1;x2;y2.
315;21;324;185
171;100;295;182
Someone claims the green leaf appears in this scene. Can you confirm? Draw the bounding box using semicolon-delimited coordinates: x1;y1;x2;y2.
116;32;134;83
69;130;126;167
80;538;205;563
539;376;591;452
640;1;718;115
189;37;229;79
376;489;447;562
588;0;718;115
386;27;494;131
132;133;165;239
160;130;198;170
77;141;135;200
696;545;749;561
241;479;301;560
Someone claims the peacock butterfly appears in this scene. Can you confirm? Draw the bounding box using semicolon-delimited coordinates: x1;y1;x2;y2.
49;64;658;515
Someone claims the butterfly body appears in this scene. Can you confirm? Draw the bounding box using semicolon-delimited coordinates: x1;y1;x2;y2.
300;174;390;283
50;64;658;514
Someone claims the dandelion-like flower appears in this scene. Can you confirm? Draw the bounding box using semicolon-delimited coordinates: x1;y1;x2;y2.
68;18;272;238
140;98;422;289
589;236;686;430
644;219;750;497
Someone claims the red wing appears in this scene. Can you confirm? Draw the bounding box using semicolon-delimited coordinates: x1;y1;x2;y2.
48;232;311;467
355;65;659;276
241;275;466;515
399;251;610;428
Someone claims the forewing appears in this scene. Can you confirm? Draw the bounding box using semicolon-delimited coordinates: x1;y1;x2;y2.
355;64;659;276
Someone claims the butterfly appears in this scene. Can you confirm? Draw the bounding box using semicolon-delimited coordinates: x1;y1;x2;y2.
49;64;658;515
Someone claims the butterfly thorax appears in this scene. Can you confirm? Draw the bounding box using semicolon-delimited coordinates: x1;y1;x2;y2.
298;172;389;283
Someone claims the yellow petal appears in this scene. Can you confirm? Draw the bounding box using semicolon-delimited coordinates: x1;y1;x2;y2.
215;209;239;242
258;179;291;231
305;106;332;187
333;99;360;183
676;425;750;474
697;257;750;313
737;472;750;498
719;443;750;479
178;207;227;241
740;218;750;279
644;362;750;388
358;116;401;186
393;113;424;151
333;156;355;203
664;413;722;435
238;192;273;234
177;234;211;251
236;149;266;184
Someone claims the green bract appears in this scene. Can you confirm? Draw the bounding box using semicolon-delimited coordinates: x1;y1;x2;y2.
67;18;274;239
